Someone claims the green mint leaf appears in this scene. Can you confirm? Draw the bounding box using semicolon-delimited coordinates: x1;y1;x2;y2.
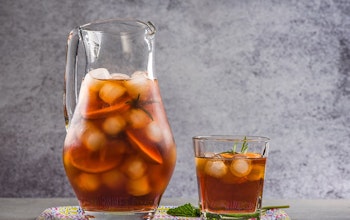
166;203;289;218
166;203;200;217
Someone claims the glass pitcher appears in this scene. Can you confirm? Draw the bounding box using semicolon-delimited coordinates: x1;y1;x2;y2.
63;19;176;219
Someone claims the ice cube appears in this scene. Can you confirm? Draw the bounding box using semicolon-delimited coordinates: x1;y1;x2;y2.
124;71;151;99
127;176;151;196
99;82;127;105
127;109;152;129
76;173;100;191
110;73;130;79
230;159;252;177
132;71;148;77
89;68;111;80
122;156;147;180
204;160;228;178
102;169;127;190
83;68;112;92
102;115;126;136
145;121;163;142
81;126;107;151
204;152;216;158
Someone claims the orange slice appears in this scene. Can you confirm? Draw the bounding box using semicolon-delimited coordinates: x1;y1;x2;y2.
68;140;124;173
219;152;262;159
126;130;163;164
219;152;235;159
247;164;265;181
81;97;130;119
244;152;262;158
195;157;207;173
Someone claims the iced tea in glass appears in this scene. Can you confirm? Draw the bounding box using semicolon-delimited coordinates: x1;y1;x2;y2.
193;135;269;219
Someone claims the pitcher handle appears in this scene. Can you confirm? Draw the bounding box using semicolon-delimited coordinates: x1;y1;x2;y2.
63;28;80;129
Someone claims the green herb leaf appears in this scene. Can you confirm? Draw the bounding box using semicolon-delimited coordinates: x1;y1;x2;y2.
126;94;155;121
232;143;237;153
166;203;200;217
262;205;290;212
240;136;248;153
205;212;260;219
229;136;248;154
166;203;289;218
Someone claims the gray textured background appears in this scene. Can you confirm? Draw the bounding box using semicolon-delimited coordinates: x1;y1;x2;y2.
1;0;350;200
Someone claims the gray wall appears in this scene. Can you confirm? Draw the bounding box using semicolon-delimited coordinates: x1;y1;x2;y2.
1;0;350;199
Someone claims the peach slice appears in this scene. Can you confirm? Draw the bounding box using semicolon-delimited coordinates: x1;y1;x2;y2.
219;152;235;159
81;96;130;119
68;139;125;173
247;164;265;181
244;152;262;158
126;130;163;164
195;158;207;174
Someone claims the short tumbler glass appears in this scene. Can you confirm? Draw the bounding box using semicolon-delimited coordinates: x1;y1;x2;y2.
193;135;269;219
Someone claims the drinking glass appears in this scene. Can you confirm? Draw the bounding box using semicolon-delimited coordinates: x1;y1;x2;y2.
193;135;269;219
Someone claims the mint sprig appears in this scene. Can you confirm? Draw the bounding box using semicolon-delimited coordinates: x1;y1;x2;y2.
166;203;290;218
166;203;200;217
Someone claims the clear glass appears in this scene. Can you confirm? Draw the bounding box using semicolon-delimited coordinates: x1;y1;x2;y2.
63;19;176;219
193;135;269;219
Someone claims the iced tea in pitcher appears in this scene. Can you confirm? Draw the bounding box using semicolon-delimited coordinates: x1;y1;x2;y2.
63;69;176;212
63;19;176;219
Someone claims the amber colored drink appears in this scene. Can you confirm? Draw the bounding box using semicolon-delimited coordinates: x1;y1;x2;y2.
195;153;266;214
63;69;176;212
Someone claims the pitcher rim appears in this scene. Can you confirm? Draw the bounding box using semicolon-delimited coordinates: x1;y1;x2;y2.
79;18;156;35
